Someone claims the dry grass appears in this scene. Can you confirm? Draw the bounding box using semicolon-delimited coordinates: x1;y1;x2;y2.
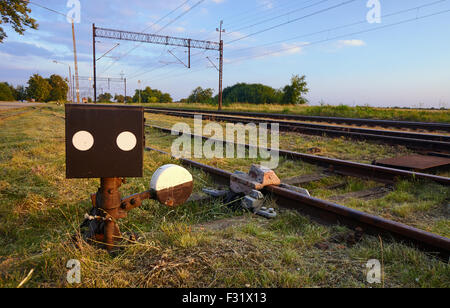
146;113;414;164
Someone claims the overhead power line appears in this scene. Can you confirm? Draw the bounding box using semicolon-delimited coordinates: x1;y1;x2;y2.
144;5;450;84
226;0;448;56
141;0;192;34
223;0;311;31
202;0;315;41
22;0;67;18
227;0;330;35
227;0;358;44
157;0;205;34
227;7;450;64
102;0;205;74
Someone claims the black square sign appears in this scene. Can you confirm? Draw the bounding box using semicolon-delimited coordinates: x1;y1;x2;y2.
65;104;144;178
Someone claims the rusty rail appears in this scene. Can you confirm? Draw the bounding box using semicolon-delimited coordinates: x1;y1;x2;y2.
146;124;450;186
145;108;450;152
145;146;450;261
146;107;450;133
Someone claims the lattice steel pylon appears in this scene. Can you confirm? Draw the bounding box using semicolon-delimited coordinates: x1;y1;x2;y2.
93;24;223;108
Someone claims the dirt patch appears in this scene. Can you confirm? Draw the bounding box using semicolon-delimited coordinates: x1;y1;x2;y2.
194;215;251;231
330;186;392;202
0;102;44;110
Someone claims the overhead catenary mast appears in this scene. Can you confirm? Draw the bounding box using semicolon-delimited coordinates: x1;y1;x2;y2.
92;25;224;108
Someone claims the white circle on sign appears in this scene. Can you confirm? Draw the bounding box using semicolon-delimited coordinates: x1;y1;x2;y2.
116;131;137;151
72;131;94;151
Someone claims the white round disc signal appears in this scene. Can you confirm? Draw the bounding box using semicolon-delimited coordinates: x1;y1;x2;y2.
116;131;137;152
72;131;94;151
150;164;194;207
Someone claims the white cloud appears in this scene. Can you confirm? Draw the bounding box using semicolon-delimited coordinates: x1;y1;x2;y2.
338;39;366;47
258;0;274;9
270;42;306;57
173;26;185;32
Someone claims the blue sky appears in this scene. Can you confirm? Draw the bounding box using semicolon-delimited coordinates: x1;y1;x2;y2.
0;0;449;107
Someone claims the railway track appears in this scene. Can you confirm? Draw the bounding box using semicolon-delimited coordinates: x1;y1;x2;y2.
146;107;450;132
146;124;450;185
145;146;450;261
145;108;450;153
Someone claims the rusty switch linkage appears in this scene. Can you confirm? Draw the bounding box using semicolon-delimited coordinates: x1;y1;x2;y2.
81;177;154;251
81;164;194;251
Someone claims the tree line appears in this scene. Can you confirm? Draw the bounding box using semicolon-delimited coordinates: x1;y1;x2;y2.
1;74;308;105
97;86;173;103
182;75;309;105
0;74;69;102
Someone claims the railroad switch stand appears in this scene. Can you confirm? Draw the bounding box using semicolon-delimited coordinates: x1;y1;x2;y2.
65;104;193;251
81;165;193;251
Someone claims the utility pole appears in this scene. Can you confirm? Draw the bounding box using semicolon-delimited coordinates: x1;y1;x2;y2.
216;21;225;111
72;21;81;104
124;78;127;100
53;60;73;102
72;75;75;103
188;39;191;68
119;72;127;101
138;80;142;104
93;24;97;103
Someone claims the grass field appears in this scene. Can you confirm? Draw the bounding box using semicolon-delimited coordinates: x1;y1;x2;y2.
0;105;449;288
146;103;450;123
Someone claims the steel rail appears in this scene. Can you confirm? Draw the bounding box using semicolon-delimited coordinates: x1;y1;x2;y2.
146;124;450;185
146;107;450;132
145;146;450;261
146;109;450;142
145;109;450;153
146;108;450;142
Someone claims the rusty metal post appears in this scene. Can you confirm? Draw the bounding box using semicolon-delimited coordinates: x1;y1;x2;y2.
93;23;97;103
217;21;225;111
188;39;191;69
97;178;123;250
218;40;223;111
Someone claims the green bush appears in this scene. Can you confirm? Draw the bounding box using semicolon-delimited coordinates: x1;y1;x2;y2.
0;82;15;101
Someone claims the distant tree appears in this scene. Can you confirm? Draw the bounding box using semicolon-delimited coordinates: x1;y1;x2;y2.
0;0;38;43
187;87;214;103
222;83;282;104
15;85;26;101
26;74;51;102
132;86;172;103
132;89;142;103
47;74;69;101
160;93;173;103
125;96;133;104
281;75;309;105
5;83;17;100
0;82;15;101
114;94;125;103
98;92;113;102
